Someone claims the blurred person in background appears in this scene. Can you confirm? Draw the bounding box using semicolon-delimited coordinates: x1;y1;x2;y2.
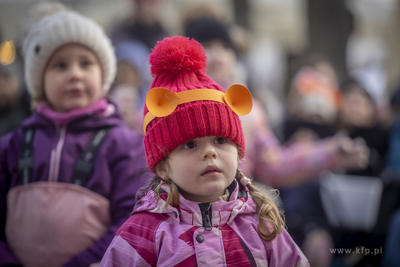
0;6;150;267
384;84;400;178
333;78;389;267
375;83;400;267
381;208;400;266
336;77;389;178
280;59;361;267
110;0;170;50
348;38;391;127
108;40;151;133
284;58;341;143
283;60;390;267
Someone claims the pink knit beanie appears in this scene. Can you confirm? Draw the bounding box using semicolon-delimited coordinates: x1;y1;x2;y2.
143;36;252;172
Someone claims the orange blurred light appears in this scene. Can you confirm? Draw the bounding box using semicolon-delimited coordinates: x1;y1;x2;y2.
0;41;16;66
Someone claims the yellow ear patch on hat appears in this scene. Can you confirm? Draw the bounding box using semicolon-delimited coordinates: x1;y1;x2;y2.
144;84;253;133
146;88;180;117
224;84;253;116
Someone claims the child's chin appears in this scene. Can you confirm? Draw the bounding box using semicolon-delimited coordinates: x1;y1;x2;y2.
65;100;92;110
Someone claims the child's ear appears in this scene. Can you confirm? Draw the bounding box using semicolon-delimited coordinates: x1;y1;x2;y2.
155;161;168;179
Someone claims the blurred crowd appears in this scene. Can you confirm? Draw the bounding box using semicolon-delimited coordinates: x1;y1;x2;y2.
1;1;399;267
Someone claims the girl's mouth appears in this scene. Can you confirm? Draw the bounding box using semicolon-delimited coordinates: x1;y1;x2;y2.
201;165;221;176
69;89;84;95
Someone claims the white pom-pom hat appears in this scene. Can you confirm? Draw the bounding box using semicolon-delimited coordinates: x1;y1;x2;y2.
22;10;116;99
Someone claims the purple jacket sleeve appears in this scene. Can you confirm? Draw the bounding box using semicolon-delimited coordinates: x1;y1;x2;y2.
64;128;152;267
0;132;23;266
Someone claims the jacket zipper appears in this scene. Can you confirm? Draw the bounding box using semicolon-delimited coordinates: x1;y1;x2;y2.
48;124;67;182
199;203;212;231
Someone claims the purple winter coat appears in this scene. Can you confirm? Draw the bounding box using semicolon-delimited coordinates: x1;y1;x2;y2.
100;179;310;267
0;99;151;267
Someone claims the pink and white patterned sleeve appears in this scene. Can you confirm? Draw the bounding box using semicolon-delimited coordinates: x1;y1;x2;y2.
240;100;339;188
99;235;152;267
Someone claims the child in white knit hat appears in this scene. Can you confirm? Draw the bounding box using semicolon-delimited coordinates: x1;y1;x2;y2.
0;6;150;267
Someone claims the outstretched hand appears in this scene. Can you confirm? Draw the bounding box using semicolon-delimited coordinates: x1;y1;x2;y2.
336;133;370;171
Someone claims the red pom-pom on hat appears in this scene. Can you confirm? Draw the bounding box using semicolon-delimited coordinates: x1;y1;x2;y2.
150;36;207;77
148;36;222;93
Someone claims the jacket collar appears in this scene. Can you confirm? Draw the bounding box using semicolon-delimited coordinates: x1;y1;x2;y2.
134;179;257;227
36;98;109;125
21;98;123;131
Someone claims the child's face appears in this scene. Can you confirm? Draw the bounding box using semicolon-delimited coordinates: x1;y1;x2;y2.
156;136;238;203
114;61;141;88
203;40;236;84
44;43;103;113
340;87;375;128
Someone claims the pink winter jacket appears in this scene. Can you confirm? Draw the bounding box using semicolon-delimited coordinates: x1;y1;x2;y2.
100;180;310;267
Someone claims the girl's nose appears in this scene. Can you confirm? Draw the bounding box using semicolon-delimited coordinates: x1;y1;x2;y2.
69;64;83;80
202;144;217;160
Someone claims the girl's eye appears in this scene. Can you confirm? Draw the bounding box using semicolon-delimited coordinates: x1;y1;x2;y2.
183;141;196;149
81;60;93;67
215;137;226;144
54;62;66;69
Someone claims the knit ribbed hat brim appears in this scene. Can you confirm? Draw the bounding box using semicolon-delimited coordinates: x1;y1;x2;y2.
145;101;244;172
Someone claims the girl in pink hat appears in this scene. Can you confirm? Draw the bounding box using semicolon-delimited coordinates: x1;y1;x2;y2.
100;36;309;267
